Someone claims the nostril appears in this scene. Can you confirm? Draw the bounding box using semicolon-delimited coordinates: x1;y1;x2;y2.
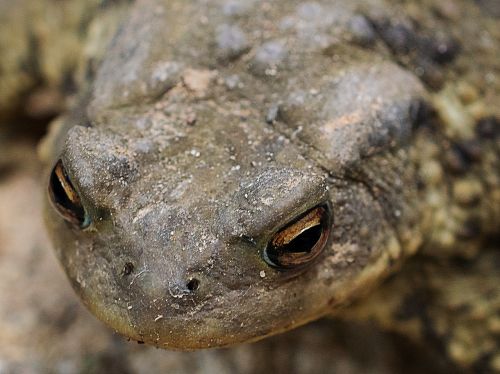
186;278;200;292
121;262;135;276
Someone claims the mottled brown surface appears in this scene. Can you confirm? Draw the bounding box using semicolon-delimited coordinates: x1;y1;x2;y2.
0;0;499;372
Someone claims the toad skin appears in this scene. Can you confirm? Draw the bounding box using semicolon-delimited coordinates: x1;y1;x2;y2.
42;0;500;357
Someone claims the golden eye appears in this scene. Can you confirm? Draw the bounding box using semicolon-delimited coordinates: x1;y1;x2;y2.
264;205;331;270
48;159;89;228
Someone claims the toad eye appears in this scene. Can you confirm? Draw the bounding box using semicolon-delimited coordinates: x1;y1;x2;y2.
48;159;89;228
264;205;332;270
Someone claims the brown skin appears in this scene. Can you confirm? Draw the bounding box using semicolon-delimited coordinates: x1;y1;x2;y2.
39;0;500;363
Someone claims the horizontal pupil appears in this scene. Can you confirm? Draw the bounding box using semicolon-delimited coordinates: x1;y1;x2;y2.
49;161;86;226
271;207;324;247
273;225;322;254
54;163;80;204
264;205;331;269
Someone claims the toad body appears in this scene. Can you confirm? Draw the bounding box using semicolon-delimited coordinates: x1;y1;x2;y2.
42;0;500;357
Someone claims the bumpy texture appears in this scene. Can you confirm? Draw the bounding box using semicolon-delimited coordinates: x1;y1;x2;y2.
27;0;500;371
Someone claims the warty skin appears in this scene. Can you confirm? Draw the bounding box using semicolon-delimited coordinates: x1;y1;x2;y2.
42;0;500;351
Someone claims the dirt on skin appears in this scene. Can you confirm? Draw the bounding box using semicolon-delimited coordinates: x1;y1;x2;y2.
1;0;498;372
0;135;458;374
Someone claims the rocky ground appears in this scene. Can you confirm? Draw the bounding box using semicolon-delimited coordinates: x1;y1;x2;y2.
0;129;457;374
